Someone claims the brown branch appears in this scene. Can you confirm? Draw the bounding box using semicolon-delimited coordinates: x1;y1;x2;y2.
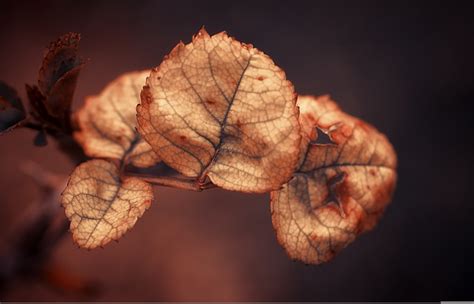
127;173;216;192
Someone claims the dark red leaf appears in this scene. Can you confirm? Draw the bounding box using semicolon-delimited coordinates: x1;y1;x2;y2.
37;32;85;129
0;81;25;133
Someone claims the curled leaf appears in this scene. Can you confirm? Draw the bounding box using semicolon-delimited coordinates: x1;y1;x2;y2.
74;71;159;168
271;95;397;264
0;81;26;133
137;29;301;192
37;32;85;127
61;159;153;249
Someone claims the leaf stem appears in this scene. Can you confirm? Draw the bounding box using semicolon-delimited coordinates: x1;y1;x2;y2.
126;173;215;192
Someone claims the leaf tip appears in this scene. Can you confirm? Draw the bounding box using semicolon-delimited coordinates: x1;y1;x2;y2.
195;26;210;40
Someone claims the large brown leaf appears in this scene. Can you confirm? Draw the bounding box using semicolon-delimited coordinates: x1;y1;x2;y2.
137;29;301;192
61;159;153;249
271;95;397;264
74;71;159;167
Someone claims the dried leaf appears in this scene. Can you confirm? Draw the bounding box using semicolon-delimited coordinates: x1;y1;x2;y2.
137;29;301;192
25;84;51;123
0;81;24;112
74;71;159;168
0;81;25;133
46;65;83;122
38;32;85;126
61;159;153;249
271;95;397;264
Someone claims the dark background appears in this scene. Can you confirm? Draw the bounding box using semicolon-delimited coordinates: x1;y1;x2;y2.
1;0;473;301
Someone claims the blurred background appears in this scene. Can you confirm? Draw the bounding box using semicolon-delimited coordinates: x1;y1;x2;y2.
1;0;473;301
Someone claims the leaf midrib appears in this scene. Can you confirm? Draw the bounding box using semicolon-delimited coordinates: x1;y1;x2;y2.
199;55;253;178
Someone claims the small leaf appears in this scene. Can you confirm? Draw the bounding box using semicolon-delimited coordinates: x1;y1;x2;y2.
74;70;159;168
271;95;397;264
137;29;301;192
0;81;26;133
0;81;24;112
46;65;83;122
37;32;85;126
61;159;153;249
0;100;25;133
25;84;51;122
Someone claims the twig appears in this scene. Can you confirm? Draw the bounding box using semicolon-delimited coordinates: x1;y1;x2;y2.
127;173;216;191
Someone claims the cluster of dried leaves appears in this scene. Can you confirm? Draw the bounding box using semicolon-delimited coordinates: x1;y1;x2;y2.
1;29;397;264
1;33;84;145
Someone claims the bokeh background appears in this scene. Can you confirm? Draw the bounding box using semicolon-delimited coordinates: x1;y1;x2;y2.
1;0;473;301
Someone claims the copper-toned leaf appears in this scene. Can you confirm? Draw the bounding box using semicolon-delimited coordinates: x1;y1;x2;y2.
74;71;159;168
38;32;85;126
137;29;301;192
61;159;153;249
271;95;397;264
0;81;25;133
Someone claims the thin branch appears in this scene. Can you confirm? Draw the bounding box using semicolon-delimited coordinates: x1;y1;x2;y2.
126;173;216;192
19;120;42;131
17;116;58;134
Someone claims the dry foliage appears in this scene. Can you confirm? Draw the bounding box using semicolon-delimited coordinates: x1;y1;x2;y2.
137;29;301;192
1;29;398;264
74;70;159;168
61;160;153;249
271;95;397;264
